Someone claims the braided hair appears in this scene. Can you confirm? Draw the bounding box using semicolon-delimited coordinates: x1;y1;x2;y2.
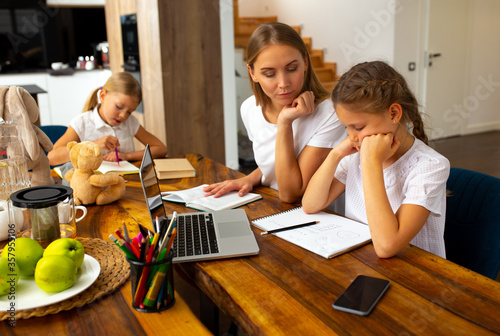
332;61;428;144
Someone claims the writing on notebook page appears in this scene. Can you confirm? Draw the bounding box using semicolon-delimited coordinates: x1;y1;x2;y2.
252;207;371;259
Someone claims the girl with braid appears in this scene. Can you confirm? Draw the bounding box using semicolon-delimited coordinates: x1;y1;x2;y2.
303;61;450;258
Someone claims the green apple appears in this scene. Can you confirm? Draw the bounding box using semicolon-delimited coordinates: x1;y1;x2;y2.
35;255;77;293
0;258;20;296
1;237;44;276
43;238;85;270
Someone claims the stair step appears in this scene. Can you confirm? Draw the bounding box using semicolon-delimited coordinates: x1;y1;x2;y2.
310;49;324;59
315;67;336;82
302;37;312;51
322;81;339;92
235;16;277;35
323;62;337;76
310;54;323;68
234;34;251;48
291;25;301;35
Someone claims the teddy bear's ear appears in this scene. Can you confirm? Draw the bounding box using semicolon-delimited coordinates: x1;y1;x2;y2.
67;141;77;152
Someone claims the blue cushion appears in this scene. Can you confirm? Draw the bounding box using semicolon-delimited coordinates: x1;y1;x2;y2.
444;168;500;279
39;125;68;168
39;125;67;145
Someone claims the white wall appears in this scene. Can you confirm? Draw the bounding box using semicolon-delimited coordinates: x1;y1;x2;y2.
464;0;500;133
220;0;239;169
238;0;396;74
394;0;424;98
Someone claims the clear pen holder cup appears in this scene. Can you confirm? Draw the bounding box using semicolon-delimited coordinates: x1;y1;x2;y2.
10;186;85;247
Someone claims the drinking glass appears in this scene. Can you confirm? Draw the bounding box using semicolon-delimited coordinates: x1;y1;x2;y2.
0;121;31;198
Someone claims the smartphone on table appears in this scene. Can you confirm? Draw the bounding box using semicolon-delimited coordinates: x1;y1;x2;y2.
332;275;390;316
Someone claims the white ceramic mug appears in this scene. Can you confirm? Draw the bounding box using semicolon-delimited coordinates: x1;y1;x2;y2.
58;203;87;224
0;200;23;241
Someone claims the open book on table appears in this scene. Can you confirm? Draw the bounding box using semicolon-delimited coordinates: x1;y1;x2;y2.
161;184;262;212
54;160;139;178
252;207;371;259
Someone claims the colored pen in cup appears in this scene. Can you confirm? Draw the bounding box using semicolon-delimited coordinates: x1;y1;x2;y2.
109;234;138;261
115;229;140;258
115;148;120;166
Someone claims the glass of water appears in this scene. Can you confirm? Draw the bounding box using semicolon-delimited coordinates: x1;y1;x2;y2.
0;121;31;200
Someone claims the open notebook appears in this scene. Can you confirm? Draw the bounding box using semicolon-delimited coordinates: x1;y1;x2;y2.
54;160;139;178
253;207;371;259
161;184;262;211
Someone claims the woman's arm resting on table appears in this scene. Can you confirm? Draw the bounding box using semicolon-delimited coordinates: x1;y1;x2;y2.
203;167;263;198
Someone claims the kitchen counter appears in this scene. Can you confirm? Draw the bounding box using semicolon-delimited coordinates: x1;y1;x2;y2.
0;69;111;126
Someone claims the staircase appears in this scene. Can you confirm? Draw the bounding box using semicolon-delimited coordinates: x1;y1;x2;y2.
234;14;340;92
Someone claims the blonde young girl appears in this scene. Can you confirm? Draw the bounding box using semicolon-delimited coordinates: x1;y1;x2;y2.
204;22;346;203
303;61;450;258
48;72;167;166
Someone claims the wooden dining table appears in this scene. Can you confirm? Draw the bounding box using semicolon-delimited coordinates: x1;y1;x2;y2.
1;153;499;335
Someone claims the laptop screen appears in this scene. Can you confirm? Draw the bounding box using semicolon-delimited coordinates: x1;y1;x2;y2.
139;144;166;225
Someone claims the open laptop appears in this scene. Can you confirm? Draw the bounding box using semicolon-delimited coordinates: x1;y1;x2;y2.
139;145;260;263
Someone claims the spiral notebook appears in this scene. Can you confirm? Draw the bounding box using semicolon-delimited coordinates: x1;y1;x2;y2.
252;207;371;259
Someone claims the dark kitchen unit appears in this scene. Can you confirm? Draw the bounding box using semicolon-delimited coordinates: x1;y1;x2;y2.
120;13;142;113
0;2;107;73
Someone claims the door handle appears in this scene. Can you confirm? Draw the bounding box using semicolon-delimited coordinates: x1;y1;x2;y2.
428;53;442;66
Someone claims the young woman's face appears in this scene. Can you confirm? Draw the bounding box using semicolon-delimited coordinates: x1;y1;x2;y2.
336;104;397;151
248;44;307;109
98;90;139;126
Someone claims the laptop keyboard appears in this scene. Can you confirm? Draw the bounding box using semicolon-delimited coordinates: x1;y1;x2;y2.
173;213;219;257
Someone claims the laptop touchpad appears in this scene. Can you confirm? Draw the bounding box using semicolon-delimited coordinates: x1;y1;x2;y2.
218;222;250;238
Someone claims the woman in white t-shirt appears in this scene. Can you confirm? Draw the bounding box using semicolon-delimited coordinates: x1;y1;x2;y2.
48;72;167;166
303;61;450;259
204;22;346;203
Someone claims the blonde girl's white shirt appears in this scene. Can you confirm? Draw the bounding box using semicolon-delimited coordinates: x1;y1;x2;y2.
334;138;450;258
241;96;346;190
70;106;140;155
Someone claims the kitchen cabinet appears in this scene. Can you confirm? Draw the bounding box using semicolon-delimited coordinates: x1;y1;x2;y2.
0;73;50;124
0;70;111;126
46;0;104;7
45;70;111;125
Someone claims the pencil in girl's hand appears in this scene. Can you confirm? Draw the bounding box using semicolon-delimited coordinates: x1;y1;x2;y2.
115;148;120;165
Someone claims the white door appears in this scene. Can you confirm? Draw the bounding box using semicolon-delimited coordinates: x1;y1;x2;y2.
421;0;470;140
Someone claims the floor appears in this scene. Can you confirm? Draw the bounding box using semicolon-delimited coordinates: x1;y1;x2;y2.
174;130;500;335
430;131;500;178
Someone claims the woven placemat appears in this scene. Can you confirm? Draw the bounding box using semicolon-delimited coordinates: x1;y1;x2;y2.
0;237;130;320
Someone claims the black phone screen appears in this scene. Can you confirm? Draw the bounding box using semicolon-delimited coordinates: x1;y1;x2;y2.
333;275;390;316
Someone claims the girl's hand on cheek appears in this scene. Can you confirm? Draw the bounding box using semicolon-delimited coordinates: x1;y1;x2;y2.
334;136;358;158
360;133;400;164
279;91;315;123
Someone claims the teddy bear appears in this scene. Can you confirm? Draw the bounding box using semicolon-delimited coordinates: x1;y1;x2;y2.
0;86;54;186
64;141;125;205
